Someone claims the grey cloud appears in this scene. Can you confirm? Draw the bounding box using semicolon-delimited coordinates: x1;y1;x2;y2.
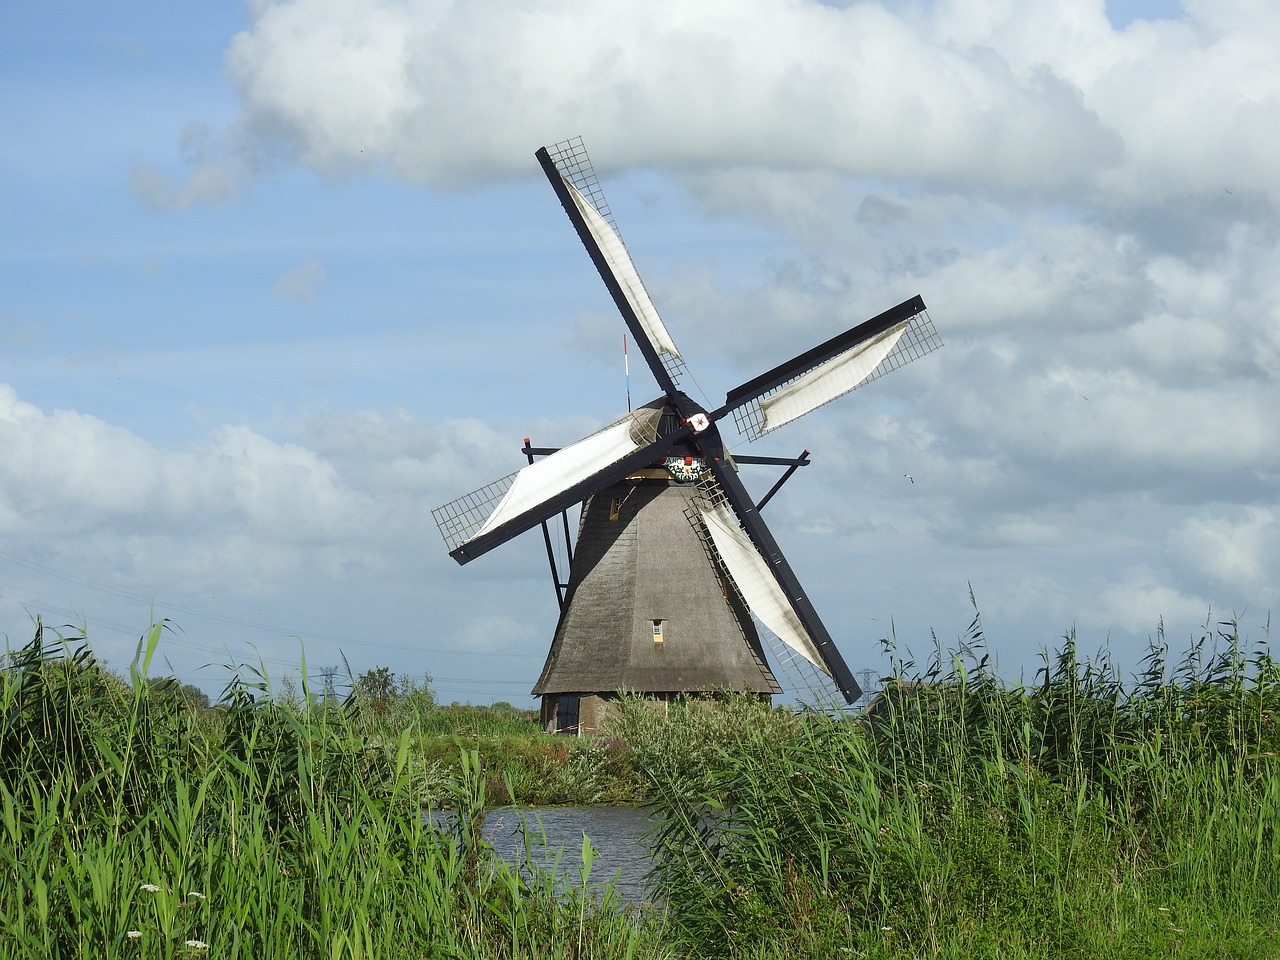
129;123;263;213
130;160;239;212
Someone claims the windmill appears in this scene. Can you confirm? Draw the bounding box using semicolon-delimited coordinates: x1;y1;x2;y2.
433;137;941;732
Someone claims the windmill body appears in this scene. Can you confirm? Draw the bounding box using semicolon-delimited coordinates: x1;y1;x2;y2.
434;138;942;728
534;462;780;734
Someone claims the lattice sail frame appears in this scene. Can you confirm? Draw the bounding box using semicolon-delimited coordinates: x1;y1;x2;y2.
684;475;846;708
732;309;942;441
543;137;687;386
431;405;663;555
433;473;520;555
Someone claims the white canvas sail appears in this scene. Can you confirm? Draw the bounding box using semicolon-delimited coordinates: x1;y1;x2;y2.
759;322;908;433
699;501;829;674
471;419;641;541
564;179;682;360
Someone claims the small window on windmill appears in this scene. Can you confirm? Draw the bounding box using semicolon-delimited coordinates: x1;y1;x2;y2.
652;619;664;644
609;497;621;521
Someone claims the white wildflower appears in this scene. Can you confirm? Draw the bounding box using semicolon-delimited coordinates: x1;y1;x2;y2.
139;884;162;894
126;931;143;940
187;891;207;901
185;940;209;951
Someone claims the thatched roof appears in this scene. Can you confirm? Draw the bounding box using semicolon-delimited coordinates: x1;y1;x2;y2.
533;478;780;696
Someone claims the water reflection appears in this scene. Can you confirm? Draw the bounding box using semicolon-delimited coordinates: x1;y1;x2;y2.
482;806;657;905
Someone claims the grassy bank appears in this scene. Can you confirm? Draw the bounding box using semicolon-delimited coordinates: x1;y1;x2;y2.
7;612;1279;958
344;680;804;807
0;621;666;959
646;616;1280;958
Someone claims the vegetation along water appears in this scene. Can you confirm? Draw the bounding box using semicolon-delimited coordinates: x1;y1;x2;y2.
2;610;1278;958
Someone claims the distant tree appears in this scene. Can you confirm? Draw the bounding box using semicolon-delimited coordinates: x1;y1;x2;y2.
148;678;211;711
275;672;300;711
176;681;210;710
355;666;396;715
397;672;436;713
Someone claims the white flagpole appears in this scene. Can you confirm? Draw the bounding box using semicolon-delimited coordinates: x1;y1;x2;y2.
624;334;631;412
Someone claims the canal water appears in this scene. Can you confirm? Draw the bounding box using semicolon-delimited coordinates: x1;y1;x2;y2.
481;805;658;904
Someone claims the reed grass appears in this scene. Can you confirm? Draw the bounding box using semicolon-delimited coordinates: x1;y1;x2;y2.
646;612;1280;958
11;608;1278;959
358;696;799;807
0;621;667;960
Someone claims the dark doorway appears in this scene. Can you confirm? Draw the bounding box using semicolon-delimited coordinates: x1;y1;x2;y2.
556;694;581;734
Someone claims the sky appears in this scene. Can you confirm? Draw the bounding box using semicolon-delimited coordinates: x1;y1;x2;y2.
2;0;1277;704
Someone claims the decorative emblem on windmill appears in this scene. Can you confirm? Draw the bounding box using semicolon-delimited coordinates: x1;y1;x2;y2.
434;138;942;732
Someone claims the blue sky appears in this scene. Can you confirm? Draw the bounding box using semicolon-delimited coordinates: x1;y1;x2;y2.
3;0;1277;703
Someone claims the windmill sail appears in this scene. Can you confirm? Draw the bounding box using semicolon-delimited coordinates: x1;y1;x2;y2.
539;138;686;389
697;499;828;673
561;178;683;362
475;419;640;539
726;297;941;441
758;322;907;433
433;405;669;560
700;456;862;701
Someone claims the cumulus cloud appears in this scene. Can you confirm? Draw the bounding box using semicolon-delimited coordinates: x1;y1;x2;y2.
211;0;1280;211
223;0;1122;189
130;161;237;212
0;385;160;533
0;385;455;595
1086;567;1212;636
1168;506;1278;600
0;380;588;599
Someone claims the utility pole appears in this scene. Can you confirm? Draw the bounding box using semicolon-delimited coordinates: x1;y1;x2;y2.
855;669;878;707
319;665;338;703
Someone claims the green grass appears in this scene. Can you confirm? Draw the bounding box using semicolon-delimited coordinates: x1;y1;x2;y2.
645;613;1280;958
8;608;1280;959
0;621;667;959
348;691;807;807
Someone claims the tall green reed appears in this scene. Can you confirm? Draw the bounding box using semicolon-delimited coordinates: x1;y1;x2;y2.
1;623;666;960
647;614;1280;958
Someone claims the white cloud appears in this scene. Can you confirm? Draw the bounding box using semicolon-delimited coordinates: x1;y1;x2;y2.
932;0;1280;205
130;122;257;212
223;0;1121;190
1168;506;1278;599
1084;566;1211;635
0;385;159;532
0;381;603;612
0;386;453;593
204;0;1279;215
